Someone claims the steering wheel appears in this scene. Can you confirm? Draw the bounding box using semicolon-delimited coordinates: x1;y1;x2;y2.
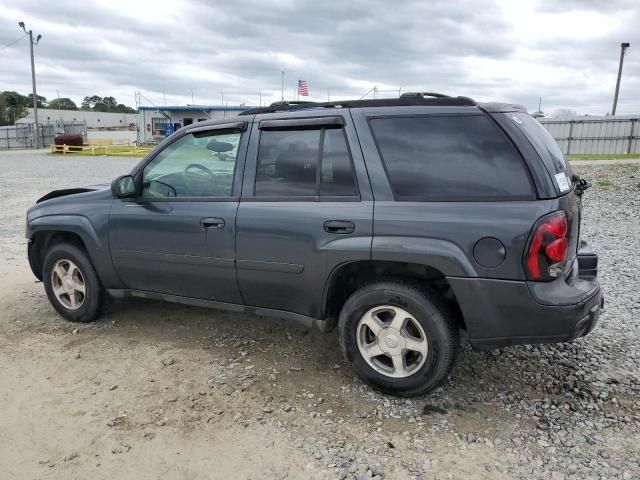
183;163;215;194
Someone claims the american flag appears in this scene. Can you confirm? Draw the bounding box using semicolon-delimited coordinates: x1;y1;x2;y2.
298;79;309;96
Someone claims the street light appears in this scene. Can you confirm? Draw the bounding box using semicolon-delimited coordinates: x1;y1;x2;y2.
18;21;42;148
612;42;630;116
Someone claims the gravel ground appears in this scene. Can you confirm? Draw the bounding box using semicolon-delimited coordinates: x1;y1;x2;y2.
0;149;638;479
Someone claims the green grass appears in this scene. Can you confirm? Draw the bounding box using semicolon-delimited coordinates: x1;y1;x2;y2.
596;179;613;188
567;153;640;161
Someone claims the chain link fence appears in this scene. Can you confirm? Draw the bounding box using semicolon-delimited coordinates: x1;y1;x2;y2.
0;122;87;149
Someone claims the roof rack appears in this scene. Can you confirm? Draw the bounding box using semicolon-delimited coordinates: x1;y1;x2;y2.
400;92;450;98
268;100;317;107
239;95;476;116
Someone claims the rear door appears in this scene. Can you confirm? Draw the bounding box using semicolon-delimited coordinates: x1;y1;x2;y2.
236;113;373;318
351;106;548;281
109;122;249;303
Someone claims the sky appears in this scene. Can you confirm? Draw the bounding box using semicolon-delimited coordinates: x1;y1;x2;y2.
0;0;638;115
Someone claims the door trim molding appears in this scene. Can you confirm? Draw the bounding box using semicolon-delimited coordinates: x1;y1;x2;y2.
113;250;235;269
236;259;304;274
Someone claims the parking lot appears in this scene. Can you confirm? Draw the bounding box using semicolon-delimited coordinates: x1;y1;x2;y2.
0;149;638;479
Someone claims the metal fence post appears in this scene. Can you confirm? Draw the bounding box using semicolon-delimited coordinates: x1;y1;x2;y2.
566;120;574;155
628;119;637;154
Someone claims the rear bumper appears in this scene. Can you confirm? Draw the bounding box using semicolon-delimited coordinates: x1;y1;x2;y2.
448;242;603;350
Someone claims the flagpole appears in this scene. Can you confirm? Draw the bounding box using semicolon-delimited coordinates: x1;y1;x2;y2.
281;71;285;101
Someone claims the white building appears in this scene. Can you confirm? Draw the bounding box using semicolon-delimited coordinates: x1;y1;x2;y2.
138;105;252;143
18;108;138;129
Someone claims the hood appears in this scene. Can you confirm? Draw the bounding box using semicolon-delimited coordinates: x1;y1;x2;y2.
36;183;110;203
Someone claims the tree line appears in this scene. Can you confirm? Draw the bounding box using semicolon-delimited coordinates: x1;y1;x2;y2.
0;91;136;126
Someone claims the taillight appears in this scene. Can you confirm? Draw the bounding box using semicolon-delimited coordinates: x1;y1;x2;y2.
525;211;569;281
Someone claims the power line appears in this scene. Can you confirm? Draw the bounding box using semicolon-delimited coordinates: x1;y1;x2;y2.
0;33;27;51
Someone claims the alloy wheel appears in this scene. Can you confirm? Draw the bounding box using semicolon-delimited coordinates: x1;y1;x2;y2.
356;305;428;378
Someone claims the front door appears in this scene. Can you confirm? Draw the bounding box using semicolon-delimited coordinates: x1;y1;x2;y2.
109;123;248;303
236;116;373;319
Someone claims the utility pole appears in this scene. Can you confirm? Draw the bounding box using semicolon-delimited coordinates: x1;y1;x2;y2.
612;42;630;116
56;89;61;130
19;22;42;148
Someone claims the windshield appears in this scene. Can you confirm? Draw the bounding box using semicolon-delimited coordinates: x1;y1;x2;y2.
506;113;572;177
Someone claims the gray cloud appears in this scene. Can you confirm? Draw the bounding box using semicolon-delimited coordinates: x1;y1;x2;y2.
0;0;638;115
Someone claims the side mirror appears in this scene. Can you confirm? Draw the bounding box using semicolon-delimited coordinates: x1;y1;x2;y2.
111;175;136;198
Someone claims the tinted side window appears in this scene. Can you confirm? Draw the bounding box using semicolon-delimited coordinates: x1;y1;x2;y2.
370;115;534;201
255;129;319;196
320;129;357;196
255;128;357;197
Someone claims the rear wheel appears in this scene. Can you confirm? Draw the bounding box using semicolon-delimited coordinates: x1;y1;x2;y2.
43;243;104;323
338;281;459;396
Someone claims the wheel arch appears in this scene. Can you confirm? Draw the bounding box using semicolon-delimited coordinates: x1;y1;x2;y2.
28;229;92;280
321;260;467;332
26;215;119;287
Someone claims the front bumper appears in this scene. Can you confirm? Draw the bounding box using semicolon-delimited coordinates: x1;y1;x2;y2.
448;242;603;350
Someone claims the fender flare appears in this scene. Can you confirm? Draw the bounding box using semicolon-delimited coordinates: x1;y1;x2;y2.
371;236;478;277
26;214;122;288
320;238;478;324
28;214;102;251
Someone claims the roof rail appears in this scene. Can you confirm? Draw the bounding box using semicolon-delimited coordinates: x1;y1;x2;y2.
400;92;450;98
239;96;476;116
269;100;318;107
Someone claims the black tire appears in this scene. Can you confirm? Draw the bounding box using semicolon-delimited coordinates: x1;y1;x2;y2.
42;242;104;323
338;280;459;397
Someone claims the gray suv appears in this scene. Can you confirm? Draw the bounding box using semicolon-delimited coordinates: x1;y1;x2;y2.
26;93;603;396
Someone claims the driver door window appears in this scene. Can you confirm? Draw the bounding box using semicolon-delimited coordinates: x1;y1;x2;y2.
142;130;241;198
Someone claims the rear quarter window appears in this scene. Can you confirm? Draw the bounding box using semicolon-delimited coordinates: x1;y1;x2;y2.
369;115;535;201
505;113;573;178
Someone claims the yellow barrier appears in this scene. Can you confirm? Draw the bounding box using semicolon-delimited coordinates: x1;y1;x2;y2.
50;143;154;157
86;139;114;146
86;139;135;146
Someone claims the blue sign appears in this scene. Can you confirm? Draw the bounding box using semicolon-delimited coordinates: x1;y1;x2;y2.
164;122;175;137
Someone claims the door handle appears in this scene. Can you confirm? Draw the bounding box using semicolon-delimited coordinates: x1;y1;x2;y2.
200;217;225;229
323;220;355;234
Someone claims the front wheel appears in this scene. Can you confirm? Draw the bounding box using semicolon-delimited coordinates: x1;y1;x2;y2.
42;242;104;323
338;281;459;397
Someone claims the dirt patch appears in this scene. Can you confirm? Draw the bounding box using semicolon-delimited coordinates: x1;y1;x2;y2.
1;152;638;479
